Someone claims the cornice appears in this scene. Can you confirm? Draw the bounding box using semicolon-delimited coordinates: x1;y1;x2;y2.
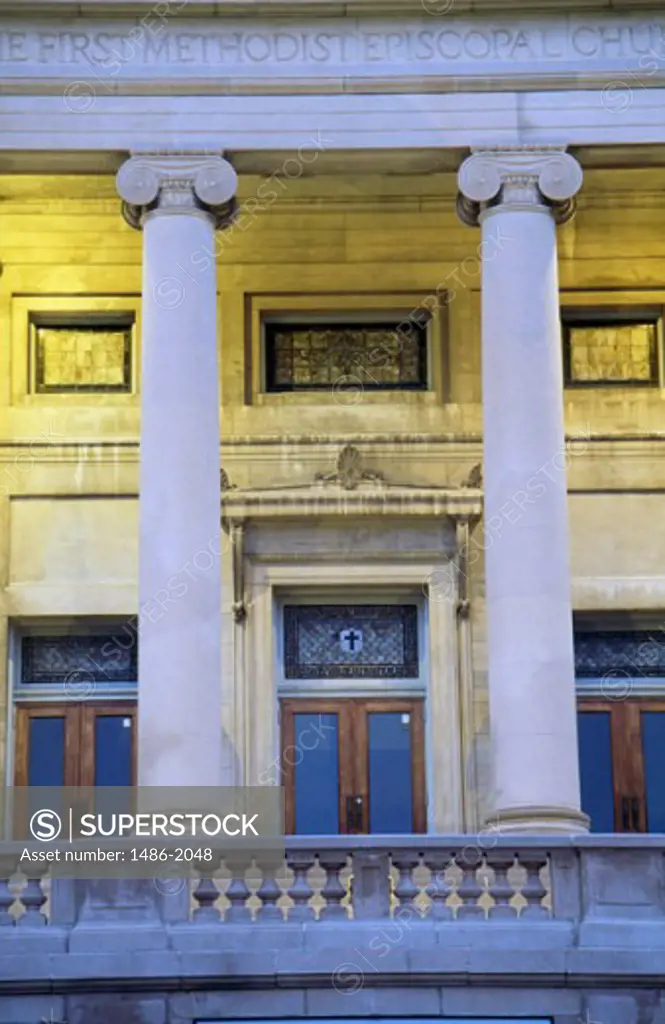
1;0;664;12
0;434;663;460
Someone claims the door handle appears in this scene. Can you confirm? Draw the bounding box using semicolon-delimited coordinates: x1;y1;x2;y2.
621;795;632;831
345;795;363;832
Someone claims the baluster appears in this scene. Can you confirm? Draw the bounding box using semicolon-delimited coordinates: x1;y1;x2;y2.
392;850;422;917
0;858;16;926
287;851;316;922
519;855;550;919
16;869;47;927
486;851;518;920
224;857;252;923
424;851;454;922
455;850;485;920
318;851;348;920
192;876;221;924
256;861;284;922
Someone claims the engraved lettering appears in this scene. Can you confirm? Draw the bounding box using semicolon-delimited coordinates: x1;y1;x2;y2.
492;29;512;59
599;26;625;55
465;30;491;59
175;33;200;62
216;32;242;63
363;32;384;61
385;32;406;61
437;30;462;59
37;32;58;63
414;30;435;60
144;34;171;62
0;18;663;77
572;27;599;57
274;32;299;61
510;30;535;58
310;32;334;62
541;28;564;58
8;31;28;61
245;33;271;62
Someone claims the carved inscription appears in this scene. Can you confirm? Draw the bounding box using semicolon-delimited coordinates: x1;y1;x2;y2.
0;18;664;74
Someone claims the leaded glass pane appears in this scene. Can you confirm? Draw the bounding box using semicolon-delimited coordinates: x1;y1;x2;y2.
563;315;659;386
265;320;428;391
22;632;138;684
284;605;419;679
574;630;665;678
32;316;133;393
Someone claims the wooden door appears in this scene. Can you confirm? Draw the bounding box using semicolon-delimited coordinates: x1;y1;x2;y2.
281;698;426;835
578;699;665;832
15;703;137;788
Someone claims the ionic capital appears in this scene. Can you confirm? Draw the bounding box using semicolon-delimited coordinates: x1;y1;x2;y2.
116;152;238;230
457;146;582;227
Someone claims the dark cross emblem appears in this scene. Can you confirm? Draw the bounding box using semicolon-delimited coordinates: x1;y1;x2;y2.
340;628;363;655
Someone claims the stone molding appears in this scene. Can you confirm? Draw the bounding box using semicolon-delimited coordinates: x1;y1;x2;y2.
116;152;238;230
457;146;583;226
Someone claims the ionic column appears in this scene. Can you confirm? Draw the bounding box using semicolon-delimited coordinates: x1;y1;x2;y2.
117;153;237;787
457;147;588;833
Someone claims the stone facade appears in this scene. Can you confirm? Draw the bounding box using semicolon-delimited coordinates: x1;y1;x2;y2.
2;0;665;1019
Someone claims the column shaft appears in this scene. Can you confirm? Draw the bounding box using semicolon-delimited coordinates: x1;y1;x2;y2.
458;148;588;832
117;153;238;789
140;210;223;787
481;205;581;826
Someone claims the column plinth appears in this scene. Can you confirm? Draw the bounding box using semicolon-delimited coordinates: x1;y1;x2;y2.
458;146;589;834
117;152;237;788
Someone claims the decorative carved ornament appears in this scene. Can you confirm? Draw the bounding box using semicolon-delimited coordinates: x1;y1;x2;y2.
220;446;483;624
461;462;482;489
315;444;385;490
116;152;238;230
457;146;583;226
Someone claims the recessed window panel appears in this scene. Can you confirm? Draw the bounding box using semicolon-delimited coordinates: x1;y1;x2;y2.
265;319;428;391
95;715;133;788
577;711;615;833
562;310;660;386
27;716;65;787
284;605;419;679
641;711;665;833
293;712;339;834
31;314;133;393
368;711;413;833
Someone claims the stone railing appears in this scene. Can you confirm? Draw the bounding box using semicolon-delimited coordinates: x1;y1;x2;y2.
1;834;664;938
3;834;665;1024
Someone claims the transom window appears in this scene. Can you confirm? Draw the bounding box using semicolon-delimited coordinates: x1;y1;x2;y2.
264;316;429;392
283;604;419;680
15;625;138;701
561;307;662;387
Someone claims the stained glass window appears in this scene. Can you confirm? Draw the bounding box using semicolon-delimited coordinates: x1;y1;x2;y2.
21;632;138;685
574;630;665;678
284;605;419;679
265;319;428;391
31;314;133;393
562;310;660;386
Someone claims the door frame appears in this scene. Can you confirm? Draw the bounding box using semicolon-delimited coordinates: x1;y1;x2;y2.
246;560;464;833
280;696;426;834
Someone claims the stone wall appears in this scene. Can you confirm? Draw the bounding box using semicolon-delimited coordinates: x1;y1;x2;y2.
1;166;664;819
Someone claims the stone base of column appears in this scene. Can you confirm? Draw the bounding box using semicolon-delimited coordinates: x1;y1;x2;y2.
486;805;590;835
